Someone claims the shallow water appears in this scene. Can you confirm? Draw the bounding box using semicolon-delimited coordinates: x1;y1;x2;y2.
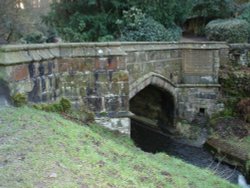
131;119;241;184
0;95;9;108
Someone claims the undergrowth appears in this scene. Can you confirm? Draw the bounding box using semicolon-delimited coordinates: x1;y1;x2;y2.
0;107;237;188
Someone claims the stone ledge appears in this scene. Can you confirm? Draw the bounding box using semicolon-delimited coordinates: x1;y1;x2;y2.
122;42;229;52
0;43;126;65
0;42;229;65
176;84;221;88
229;43;250;50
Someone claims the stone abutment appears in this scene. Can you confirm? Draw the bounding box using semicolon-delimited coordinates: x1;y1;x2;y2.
0;42;229;133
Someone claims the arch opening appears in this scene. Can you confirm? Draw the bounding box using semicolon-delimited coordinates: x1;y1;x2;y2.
129;84;175;134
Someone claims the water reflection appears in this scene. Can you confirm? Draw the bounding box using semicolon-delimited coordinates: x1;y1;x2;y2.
131;119;241;183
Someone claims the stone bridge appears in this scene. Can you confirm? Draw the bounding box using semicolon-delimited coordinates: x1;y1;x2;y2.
0;42;229;133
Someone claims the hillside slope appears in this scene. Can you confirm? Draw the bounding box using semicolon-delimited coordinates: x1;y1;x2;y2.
0;107;238;188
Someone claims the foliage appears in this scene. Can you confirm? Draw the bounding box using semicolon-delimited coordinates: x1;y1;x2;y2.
132;0;194;27
33;98;95;123
220;68;250;98
0;107;237;188
118;7;181;41
205;19;250;43
0;0;48;43
237;98;250;122
43;0;129;42
210;109;236;123
192;0;235;19
98;35;115;42
22;31;47;44
11;93;27;107
33;97;71;113
0;0;29;42
43;0;189;42
59;98;71;112
238;3;250;24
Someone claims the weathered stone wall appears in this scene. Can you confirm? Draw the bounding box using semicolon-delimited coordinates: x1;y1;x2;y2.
122;42;228;122
177;86;222;122
0;43;129;117
0;42;229;129
229;44;250;67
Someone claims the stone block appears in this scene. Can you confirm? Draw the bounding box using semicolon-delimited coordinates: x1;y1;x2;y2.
11;64;29;81
47;60;57;75
111;70;129;82
136;52;147;63
28;50;42;61
142;63;155;75
95;82;110;96
95;117;130;135
49;47;60;58
82;58;95;71
95;71;108;82
162;51;171;59
87;97;103;112
60;46;72;57
170;50;181;59
110;82;129;95
182;74;217;84
148;51;167;61
125;52;136;64
79;86;87;97
107;57;118;70
58;59;71;73
0;50;32;65
72;47;85;57
95;57;107;70
120;95;129;111
38;49;54;60
105;96;120;112
116;56;126;70
182;49;214;75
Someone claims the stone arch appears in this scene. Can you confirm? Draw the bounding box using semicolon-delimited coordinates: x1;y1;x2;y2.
129;72;177;133
129;72;177;101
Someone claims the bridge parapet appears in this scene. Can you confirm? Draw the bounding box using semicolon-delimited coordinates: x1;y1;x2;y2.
0;42;229;131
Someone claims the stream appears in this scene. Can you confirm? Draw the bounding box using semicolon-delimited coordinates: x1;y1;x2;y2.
130;118;241;184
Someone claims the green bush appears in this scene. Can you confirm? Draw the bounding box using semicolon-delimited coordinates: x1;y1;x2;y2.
11;93;27;107
118;7;181;41
23;31;47;44
238;3;250;24
237;98;250;122
59;98;71;112
33;98;71;113
98;35;115;42
205;19;250;43
32;98;94;123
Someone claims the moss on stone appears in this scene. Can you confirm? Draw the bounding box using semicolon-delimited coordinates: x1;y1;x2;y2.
11;93;27;107
33;97;71;113
112;71;129;82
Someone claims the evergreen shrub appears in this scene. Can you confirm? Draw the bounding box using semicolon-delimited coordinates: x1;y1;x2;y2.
205;19;250;43
118;7;181;42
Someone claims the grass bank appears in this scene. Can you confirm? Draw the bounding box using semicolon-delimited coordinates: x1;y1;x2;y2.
0;107;238;188
207;116;250;180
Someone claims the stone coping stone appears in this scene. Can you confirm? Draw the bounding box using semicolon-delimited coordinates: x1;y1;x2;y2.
0;42;126;65
121;42;229;52
0;42;229;65
176;84;221;88
229;43;250;50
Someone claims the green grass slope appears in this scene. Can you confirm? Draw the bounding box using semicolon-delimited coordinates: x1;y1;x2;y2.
0;107;238;188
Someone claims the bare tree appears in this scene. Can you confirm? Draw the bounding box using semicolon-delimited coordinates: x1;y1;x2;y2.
0;0;50;43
